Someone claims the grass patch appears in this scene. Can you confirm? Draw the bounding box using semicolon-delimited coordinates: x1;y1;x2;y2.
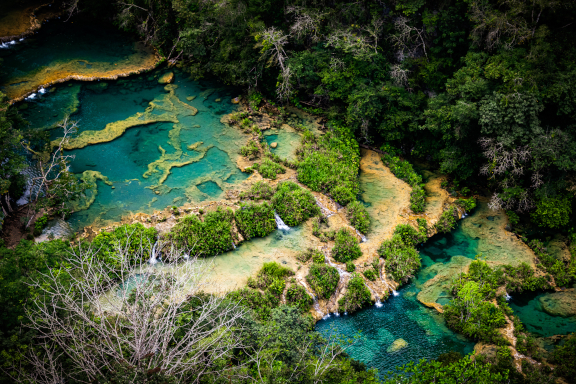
239;181;274;200
381;153;426;213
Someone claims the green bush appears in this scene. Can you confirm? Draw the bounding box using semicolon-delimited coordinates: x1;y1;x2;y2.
272;181;320;226
91;223;158;268
377;234;421;283
394;224;426;247
285;284;313;312
240;139;260;160
338;273;372;313
296;248;323;263
346;201;370;234
228;287;279;320
331;228;362;263
33;214;49;236
531;195;573;229
456;197;477;212
363;268;377;281
258;158;286;179
382;153;426;213
506;210;520;225
235;201;276;240
528;239;575;287
239;181;274;200
167;207;234;257
296;129;360;206
306;263;340;299
435;206;459;233
312;251;325;264
550;334;576;383
444;279;507;344
346;261;356;272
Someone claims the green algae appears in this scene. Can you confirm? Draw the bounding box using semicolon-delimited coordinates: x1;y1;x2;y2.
71;170;113;212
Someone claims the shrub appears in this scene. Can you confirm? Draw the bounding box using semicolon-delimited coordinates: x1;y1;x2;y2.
456;197;477;212
306;263;340;299
443;279;507;344
506;210;520;225
331;228;362;263
550;334;576;383
338;273;372;313
296;248;323;263
531;195;573;229
250;261;294;292
528;239;575;287
228;287;279;320
235;201;276;240
285;285;313;312
34;214;49;236
312;251;325;264
363;269;377;281
92;223;158;268
394;224;426;247
258;159;285;179
346;261;356;272
346;201;370;234
272;181;320;226
377;234;421;283
240;140;260;160
168;207;234;257
435;206;458;233
239;181;274;200
296;129;360;206
381;153;426;213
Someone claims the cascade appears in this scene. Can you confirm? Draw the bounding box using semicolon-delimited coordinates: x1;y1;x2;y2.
231;241;237;249
355;229;367;243
505;292;512;301
274;212;290;231
298;280;324;317
325;256;349;277
149;241;159;265
365;283;383;307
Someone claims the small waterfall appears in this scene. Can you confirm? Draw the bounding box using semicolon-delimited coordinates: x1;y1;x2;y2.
25;93;37;100
183;253;189;260
505;292;512;301
325;256;349;277
231;241;237;249
315;198;335;217
39;87;47;94
299;280;324;317
274;212;290;231
365;283;382;307
380;269;400;297
149;241;159;265
355;229;367;243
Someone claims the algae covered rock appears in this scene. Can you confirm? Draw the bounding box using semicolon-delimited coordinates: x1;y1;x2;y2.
539;290;576;317
387;338;408;353
158;72;174;84
270;142;278;148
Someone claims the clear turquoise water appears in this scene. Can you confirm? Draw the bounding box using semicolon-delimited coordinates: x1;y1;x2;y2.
509;291;576;337
263;130;301;161
20;70;250;230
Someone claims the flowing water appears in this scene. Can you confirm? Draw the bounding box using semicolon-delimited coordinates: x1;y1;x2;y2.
0;16;158;101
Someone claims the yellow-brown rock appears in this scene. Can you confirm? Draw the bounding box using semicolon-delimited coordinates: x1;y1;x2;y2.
158;72;174;84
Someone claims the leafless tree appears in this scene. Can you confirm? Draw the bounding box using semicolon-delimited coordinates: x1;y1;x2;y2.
287;6;326;43
22;117;81;228
389;16;428;61
325;18;383;61
21;230;248;383
257;27;293;100
478;137;531;178
390;64;410;87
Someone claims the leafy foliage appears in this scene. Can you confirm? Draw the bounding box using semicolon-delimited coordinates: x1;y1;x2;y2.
234;201;276;240
285;284;313;312
240;139;260;160
435;206;459;233
168;207;234;256
331;228;362;263
531;195;573;229
346;201;370;234
378;234;421;283
306;263;340;300
338;273;372;313
297;129;360;206
239;181;274;200
272;181;319;226
91;223;158;268
382;154;427;213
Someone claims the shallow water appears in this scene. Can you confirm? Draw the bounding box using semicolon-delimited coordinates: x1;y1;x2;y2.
316;285;474;377
509;291;576;337
263;130;301;161
0;17;157;100
20;70;252;230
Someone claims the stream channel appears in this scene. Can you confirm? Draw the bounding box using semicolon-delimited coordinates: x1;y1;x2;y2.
2;16;574;379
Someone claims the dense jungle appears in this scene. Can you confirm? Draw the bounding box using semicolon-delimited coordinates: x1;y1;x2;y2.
0;0;575;383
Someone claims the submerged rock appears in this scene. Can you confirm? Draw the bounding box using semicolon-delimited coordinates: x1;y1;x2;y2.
231;97;240;104
387;338;408;353
270;142;278;148
187;96;196;101
158;72;174;84
539;290;576;317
